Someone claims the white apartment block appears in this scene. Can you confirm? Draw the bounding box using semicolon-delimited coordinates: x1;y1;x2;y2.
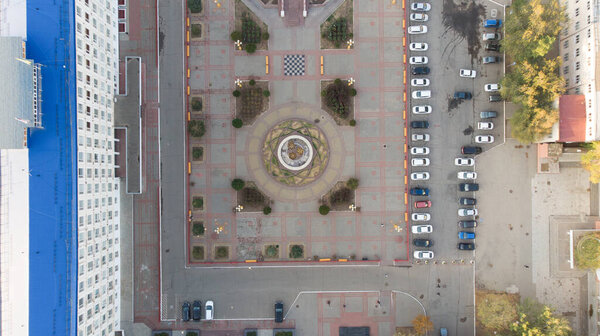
559;0;600;141
75;0;121;335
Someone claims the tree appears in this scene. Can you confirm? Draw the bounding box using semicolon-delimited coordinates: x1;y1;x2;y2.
191;97;202;111
262;90;270;97
346;178;359;190
412;315;433;335
263;206;272;215
187;0;202;13
574;232;600;269
232;118;243;128
232;90;241;97
230;31;242;41
245;43;257;53
509;299;572;336
231;178;245;191
319;205;330;215
477;293;517;331
192;222;205;236
581;142;600;183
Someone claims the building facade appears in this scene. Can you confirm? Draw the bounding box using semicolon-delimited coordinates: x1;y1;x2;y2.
74;0;121;334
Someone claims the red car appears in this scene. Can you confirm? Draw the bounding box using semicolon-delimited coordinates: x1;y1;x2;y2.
414;200;432;208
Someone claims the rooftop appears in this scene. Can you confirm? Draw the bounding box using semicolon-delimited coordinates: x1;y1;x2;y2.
559;95;587;143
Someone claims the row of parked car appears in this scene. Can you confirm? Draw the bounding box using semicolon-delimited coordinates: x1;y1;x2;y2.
182;300;214;322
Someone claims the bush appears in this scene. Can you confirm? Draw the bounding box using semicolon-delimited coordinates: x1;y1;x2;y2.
192;197;204;209
192;222;205;236
245;43;257;53
188;0;202;13
262;90;270;97
323;80;352;118
191;97;202;111
233;90;241;97
230;31;242;41
321;90;327;97
326;18;349;43
346;178;359;190
188;120;206;138
231;178;245;191
249;79;256;86
289;245;304;259
263;206;272;215
192;147;203;160
232;118;243;128
186;332;199;336
265;244;278;258
191;24;202;38
263;32;270;40
215;246;229;259
349;88;357;96
192;246;204;260
349;119;356;126
334;78;342;85
319;205;330;215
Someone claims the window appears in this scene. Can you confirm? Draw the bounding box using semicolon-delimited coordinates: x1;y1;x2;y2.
564;53;569;61
576;74;580;84
564;40;569;48
576;34;580;43
588;1;591;9
576;61;580;70
576;8;580;16
576;48;580;57
588;15;591;24
576;21;580;30
564;65;569;74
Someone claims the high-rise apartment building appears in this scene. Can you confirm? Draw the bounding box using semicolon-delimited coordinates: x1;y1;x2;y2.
74;0;121;334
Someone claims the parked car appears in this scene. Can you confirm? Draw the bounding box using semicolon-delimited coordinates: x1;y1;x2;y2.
411;133;430;142
440;327;449;336
485;43;500;51
458;208;478;216
459;69;476;78
413;105;432;114
455;158;474;166
489;94;503;102
411;2;431;11
412;90;431;99
192;300;202;321
410;120;429;128
411;213;431;221
482;56;501;64
458;243;476;250
410;187;429;196
483;19;502;28
205;301;214;320
408;25;428;34
459;183;479;191
484;83;501;92
275;302;284;323
411;158;430;166
475;135;494;143
412;224;433;234
409;56;428;64
411;172;430;181
482;32;501;40
411;78;430;87
413;239;433;247
480;111;497;119
478;122;494;130
414;200;432;208
413;250;434;259
410;13;429;21
461;146;482;154
459;231;476;240
182;302;191;322
411;146;430;155
412;66;430;75
409;42;429;51
459;220;478;228
457;171;477;179
459;197;476;205
454;91;472;100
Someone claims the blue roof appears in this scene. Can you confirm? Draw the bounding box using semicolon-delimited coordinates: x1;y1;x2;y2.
27;0;77;335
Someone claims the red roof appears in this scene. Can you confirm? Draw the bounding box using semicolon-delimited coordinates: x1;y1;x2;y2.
559;95;586;142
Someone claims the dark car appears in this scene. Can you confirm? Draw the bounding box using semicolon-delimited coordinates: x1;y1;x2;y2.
413;239;433;247
459;220;478;228
461;146;482;155
459;197;476;205
459;183;479;192
489;94;503;102
411;120;429;129
483;56;501;64
480;111;498;119
458;242;476;250
275;302;284;323
412;66;431;75
454;91;472;100
485;43;500;52
192;300;202;321
410;187;430;196
182;302;191;322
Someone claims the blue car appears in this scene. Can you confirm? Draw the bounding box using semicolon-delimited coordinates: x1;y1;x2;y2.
440;327;448;336
484;19;502;28
459;231;476;240
410;187;429;196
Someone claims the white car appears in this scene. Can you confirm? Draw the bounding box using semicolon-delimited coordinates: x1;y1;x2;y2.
409;56;428;64
478;122;494;130
412;224;433;234
411;147;430;155
409;42;429;51
475;135;494;143
205;300;214;320
412;90;431;99
458;208;478;216
458;171;477;180
411;78;430;87
410;172;430;181
411;158;430;166
411;213;431;221
459;69;477;78
408;25;428;34
482;32;501;40
455;158;474;166
411;133;430;142
484;83;500;92
410;13;429;21
413;251;434;259
411;2;431;11
412;105;431;114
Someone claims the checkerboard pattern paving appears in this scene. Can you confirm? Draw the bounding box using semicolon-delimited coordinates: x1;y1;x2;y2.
284;54;306;76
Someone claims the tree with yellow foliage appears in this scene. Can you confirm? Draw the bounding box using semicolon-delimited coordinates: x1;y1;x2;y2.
411;315;433;335
581;142;600;183
509;299;572;336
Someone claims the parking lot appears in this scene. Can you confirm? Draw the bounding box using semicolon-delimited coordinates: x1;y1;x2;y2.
407;0;505;261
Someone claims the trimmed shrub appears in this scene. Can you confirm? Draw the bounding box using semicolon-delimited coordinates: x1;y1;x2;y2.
249;79;256;86
191;97;202;111
232;118;243;128
263;32;270;40
263;206;272;215
192;222;205;236
233;90;241;97
192;246;204;260
191;24;202;38
215;246;229;259
349;88;357;96
319;205;330;215
334;78;342;85
349;119;356;126
188;120;206;138
230;31;242;41
231;178;245;191
192;197;204;209
192;147;203;160
245;43;257;54
262;90;270;97
188;0;202;13
289;245;304;259
347;178;359;190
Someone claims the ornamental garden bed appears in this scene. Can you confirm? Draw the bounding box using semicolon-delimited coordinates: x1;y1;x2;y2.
190;23;203;39
320;79;356;125
191;221;205;237
191;245;205;261
191;146;204;162
288;244;305;260
320;0;353;49
214;245;230;260
322;179;357;211
234;0;269;51
190;96;203;114
234;80;270;125
236;181;271;212
262;244;280;260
